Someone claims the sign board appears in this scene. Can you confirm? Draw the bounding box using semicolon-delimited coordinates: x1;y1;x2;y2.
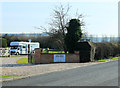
54;54;65;62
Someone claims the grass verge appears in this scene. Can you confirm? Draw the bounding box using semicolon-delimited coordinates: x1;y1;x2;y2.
48;51;65;53
16;58;28;64
0;55;24;57
0;75;19;78
95;56;120;62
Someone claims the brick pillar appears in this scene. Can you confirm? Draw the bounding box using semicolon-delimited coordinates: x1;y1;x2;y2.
34;48;41;64
74;51;80;63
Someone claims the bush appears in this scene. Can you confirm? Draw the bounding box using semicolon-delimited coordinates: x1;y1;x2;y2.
94;43;120;60
0;38;7;48
65;19;82;53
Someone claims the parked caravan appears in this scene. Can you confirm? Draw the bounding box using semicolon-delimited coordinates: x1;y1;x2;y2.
10;42;39;55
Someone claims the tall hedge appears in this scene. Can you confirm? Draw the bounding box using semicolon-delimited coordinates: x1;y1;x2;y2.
0;38;7;48
94;43;120;60
64;19;82;53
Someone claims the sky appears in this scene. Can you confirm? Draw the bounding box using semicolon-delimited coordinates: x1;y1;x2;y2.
0;0;119;37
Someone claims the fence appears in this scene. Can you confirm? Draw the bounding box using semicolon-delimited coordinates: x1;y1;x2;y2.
0;48;10;57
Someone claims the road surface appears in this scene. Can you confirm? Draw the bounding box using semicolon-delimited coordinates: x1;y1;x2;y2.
2;60;118;86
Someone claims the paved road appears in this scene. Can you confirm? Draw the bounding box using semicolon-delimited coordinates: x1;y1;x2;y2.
2;60;118;86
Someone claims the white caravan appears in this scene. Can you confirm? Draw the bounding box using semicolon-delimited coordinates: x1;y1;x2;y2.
10;42;39;55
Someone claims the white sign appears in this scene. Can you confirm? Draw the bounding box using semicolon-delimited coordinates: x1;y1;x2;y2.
54;54;65;62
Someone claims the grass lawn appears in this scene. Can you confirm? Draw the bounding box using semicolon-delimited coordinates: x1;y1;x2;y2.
95;56;120;62
48;51;65;53
43;49;68;53
0;75;19;78
16;58;28;64
0;55;24;57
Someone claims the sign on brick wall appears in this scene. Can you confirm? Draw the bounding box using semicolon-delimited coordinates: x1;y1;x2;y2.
54;54;65;62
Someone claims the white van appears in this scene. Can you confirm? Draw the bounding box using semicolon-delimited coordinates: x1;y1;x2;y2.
10;42;39;55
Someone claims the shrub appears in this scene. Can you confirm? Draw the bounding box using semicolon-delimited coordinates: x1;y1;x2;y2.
94;43;120;60
0;38;7;48
65;19;82;53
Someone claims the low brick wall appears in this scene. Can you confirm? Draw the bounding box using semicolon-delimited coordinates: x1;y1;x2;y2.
29;48;80;64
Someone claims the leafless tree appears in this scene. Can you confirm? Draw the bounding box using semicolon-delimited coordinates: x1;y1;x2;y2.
36;4;84;50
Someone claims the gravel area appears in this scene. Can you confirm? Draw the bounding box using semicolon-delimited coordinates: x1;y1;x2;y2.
1;56;27;65
0;56;27;76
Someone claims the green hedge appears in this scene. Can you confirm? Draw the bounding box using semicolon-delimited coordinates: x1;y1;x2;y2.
94;43;120;60
0;38;7;48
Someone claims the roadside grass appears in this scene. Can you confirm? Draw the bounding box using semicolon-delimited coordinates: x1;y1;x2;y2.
0;55;10;57
16;58;28;64
95;56;120;62
0;75;19;78
0;55;24;57
48;51;65;53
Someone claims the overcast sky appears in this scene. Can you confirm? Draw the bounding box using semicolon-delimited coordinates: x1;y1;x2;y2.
0;0;119;37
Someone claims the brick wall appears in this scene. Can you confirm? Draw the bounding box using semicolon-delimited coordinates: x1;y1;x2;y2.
33;48;80;64
66;54;80;63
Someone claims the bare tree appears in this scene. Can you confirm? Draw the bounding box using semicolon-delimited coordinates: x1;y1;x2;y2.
48;4;70;50
36;4;84;50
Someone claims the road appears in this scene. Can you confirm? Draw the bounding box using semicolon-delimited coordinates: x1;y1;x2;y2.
2;60;118;86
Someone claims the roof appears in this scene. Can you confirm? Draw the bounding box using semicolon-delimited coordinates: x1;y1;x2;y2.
10;42;39;46
75;41;95;51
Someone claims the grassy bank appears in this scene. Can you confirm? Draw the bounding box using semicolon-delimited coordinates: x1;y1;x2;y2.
0;55;24;57
0;75;19;78
16;58;28;64
95;56;120;62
